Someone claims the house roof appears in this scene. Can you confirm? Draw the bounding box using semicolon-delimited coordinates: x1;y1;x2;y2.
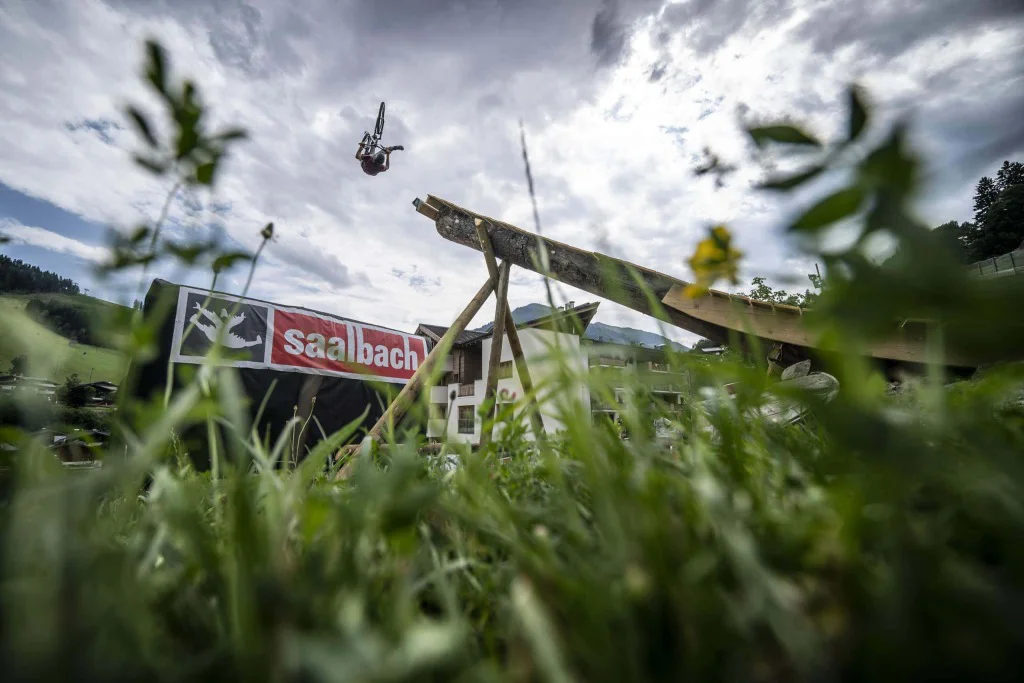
416;301;601;348
517;301;600;336
414;324;489;346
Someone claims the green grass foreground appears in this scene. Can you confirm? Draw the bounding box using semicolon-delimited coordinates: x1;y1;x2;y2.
2;361;1024;682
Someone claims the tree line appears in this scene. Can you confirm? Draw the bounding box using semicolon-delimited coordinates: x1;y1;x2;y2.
0;254;81;295
934;159;1024;263
743;159;1023;312
23;298;97;346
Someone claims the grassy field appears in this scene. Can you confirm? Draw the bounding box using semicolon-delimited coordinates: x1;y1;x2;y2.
0;294;128;384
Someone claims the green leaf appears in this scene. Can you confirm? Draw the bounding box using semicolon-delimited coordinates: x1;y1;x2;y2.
747;125;821;148
848;85;869;142
129;224;152;245
181;80;198;111
859;122;917;199
212;251;253;274
195;162;216;186
125;106;159;148
759;164;826;191
144;40;167;95
790;187;866;233
175;126;199;161
164;240;207;265
212;127;249;143
133;153;167;175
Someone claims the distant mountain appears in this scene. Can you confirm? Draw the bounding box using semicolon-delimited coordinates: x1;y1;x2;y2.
474;303;689;351
583;322;688;351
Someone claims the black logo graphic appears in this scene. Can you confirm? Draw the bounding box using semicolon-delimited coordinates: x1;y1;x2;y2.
179;291;269;363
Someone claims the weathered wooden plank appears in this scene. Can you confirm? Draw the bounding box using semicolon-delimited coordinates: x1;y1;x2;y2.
431;197;742;346
365;275;495;441
473;219;546;442
661;284;977;367
418;194;998;369
479;261;510;449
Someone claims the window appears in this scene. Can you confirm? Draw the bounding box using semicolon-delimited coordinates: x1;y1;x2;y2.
458;383;475;397
458;406;475;434
497;360;513;379
650;361;669;373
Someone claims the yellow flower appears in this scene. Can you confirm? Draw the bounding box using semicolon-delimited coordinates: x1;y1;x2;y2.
684;225;743;298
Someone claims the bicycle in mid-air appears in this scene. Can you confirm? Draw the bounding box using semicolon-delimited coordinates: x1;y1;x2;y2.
356;101;403;176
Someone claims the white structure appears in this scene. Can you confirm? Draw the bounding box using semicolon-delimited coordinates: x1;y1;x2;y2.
415;303;597;446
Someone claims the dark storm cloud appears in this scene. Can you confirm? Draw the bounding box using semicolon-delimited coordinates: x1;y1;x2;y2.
592;1;629;67
660;0;793;56
267;237;367;290
794;0;1024;58
657;0;1023;59
104;0;659;128
916;85;1024;197
100;0;308;77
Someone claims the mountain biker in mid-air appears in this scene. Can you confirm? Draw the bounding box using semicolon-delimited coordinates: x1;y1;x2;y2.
355;140;401;176
356;101;403;176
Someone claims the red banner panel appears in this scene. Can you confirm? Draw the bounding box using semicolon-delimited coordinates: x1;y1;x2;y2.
171;286;429;384
271;309;427;382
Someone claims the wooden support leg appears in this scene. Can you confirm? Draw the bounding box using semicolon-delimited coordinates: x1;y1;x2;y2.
474;219;547;442
479;261;511;449
364;275;496;442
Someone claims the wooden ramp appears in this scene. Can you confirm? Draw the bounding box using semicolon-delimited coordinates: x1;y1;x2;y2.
413;194;981;369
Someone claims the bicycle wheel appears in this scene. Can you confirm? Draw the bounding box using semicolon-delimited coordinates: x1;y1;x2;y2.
374;101;385;138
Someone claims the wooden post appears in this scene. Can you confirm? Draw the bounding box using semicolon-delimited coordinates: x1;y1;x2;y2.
474;219;547;442
479;262;510;449
364;276;496;441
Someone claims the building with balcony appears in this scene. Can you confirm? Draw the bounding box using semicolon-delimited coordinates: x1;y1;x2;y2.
415;302;600;446
584;340;691;427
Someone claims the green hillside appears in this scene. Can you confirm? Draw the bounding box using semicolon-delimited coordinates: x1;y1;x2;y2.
10;291;131;320
0;295;128;384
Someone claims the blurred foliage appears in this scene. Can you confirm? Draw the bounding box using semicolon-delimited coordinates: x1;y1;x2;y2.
682;225;743;298
0;43;1023;683
747;274;821;308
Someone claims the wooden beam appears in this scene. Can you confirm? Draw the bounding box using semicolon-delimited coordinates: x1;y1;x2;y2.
412;196;440;221
416;194;998;370
660;284;978;367
479;261;510;449
474;218;546;441
365;275;496;441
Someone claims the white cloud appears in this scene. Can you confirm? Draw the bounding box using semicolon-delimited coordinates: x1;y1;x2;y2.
0;218;108;262
0;0;1021;345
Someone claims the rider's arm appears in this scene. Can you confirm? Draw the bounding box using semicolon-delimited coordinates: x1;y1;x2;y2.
354;142;364;160
383;150;390;171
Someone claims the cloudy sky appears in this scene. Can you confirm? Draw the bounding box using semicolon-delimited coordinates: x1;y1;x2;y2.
1;0;1022;345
